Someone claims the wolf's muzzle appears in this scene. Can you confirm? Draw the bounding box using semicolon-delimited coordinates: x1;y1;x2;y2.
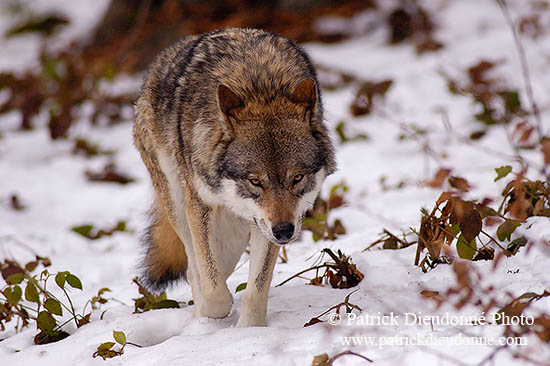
272;222;294;243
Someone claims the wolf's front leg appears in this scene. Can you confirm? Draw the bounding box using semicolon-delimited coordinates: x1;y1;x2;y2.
237;226;280;327
184;185;233;319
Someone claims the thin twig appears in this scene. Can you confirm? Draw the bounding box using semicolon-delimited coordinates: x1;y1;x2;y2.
377;107;443;165
62;287;79;329
313;289;362;320
512;350;550;366
441;112;522;163
328;350;373;364
476;344;507;366
27;274;75;321
495;0;549;180
479;229;508;253
126;341;143;348
275;264;336;287
495;0;542;136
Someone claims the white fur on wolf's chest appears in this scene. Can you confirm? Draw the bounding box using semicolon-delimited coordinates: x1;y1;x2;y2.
195;176;259;222
159;149;250;278
210;205;250;279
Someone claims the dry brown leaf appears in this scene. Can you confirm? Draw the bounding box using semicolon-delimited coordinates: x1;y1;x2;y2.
426;168;451;188
436;191;453;206
312;353;329;366
350;79;393;116
509;194;532;221
459;204;482;243
420;290;440;298
304;317;323;327
541;138;550;165
472;247;495;261
448;176;470;192
483;217;501;227
85;163;135;185
519;126;534;143
10;194;25;211
468;60;496;84
426;236;445;259
310;277;323;286
534;314;550;343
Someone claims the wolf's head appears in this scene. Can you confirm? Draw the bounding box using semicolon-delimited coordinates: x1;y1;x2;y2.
212;79;336;245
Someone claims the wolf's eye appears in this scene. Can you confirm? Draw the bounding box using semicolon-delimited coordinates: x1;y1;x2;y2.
249;178;262;187
293;174;304;184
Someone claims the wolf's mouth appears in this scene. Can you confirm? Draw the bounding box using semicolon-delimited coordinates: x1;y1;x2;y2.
253;218;299;246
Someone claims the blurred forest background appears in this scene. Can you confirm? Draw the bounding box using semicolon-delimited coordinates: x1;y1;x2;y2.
0;0;449;139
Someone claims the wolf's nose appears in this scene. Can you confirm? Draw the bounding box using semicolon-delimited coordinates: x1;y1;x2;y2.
272;222;294;242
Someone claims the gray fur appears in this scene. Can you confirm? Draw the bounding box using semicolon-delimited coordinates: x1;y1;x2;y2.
139;28;335;192
134;28;336;323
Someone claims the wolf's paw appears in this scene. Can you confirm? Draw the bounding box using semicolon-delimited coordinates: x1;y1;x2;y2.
235;313;267;327
198;287;233;319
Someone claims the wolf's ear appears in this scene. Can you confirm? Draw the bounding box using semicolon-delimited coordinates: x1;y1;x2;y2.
289;79;317;110
218;84;245;119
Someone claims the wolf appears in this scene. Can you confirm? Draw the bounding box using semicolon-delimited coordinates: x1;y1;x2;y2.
133;28;336;327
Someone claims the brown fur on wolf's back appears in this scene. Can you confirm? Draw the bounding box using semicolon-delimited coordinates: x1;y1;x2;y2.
141;28;333;182
141;28;320;127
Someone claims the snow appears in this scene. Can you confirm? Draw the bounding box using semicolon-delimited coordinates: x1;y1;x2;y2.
1;0;549;365
0;0;110;72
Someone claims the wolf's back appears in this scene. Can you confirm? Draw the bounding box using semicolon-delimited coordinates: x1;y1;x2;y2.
141;28;321;123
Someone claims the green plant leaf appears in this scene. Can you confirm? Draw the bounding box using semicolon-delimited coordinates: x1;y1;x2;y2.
507;236;527;255
496;220;521;241
114;221;126;232
6;273;24;285
97;287;111;296
152;299;180;309
98;341;115;351
113;330;126;345
450;223;461;236
66;273;82;290
103;62;117;81
5;15;69;38
494;165;512;182
475;108;498;125
71;224;94;238
34;329;70;345
55;272;66;289
37;311;56;333
500;90;521;114
335;121;348;143
477;205;499;218
456;234;476;260
235;282;247;293
494;309;505;324
25;282;40;304
313;212;327;222
25;261;39;272
44;298;63;316
6;285;22;305
516;292;538;300
78;313;91;327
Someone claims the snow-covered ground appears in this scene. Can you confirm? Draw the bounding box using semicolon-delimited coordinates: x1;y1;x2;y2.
1;1;549;365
